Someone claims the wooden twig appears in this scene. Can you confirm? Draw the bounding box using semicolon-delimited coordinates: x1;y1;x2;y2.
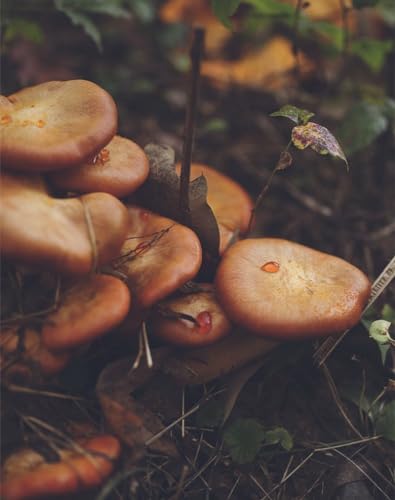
179;27;205;223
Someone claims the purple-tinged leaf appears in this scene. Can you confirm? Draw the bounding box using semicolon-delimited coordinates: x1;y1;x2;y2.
270;105;314;125
291;122;348;168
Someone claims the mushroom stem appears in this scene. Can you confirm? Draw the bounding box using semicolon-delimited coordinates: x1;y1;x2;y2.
179;27;205;223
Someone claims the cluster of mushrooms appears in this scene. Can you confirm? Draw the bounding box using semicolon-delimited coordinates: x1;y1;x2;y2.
0;79;371;499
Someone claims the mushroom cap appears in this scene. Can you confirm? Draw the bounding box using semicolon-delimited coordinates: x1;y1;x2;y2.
149;284;232;347
47;135;149;198
175;163;253;253
215;238;371;339
0;171;129;274
1;328;71;381
0;80;117;171
0;435;121;500
41;274;131;351
113;205;202;308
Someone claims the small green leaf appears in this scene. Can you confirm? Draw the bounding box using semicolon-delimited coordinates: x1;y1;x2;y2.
270;105;314;125
223;418;266;464
4;19;44;44
375;401;395;441
351;38;393;73
211;0;241;29
291;122;348;167
369;320;392;344
264;427;293;451
353;0;379;8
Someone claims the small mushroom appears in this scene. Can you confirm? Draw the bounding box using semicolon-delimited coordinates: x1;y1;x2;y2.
215;238;371;339
0;435;121;500
41;274;131;351
0;171;129;274
0;80;117;171
149;283;232;347
47;135;149;198
113;205;202;310
176;163;253;253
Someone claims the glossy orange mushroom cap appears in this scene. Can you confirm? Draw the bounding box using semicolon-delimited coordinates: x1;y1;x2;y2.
215;238;371;340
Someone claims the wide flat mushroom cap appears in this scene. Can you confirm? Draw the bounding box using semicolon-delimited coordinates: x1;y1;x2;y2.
41;274;131;351
215;238;371;339
176;163;253;253
114;205;202;308
0;80;117;171
0;171;129;274
0;435;121;500
48;135;149;198
150;284;232;346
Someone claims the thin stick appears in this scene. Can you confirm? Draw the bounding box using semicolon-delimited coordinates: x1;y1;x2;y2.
181;386;186;438
142;322;153;368
179;27;205;223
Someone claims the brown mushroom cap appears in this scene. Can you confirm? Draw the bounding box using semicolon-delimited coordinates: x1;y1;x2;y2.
47;135;149;198
41;274;131;351
0;80;117;171
1;327;71;381
113;205;202;309
215;238;371;339
149;284;232;347
175;163;253;253
0;435;121;500
0;171;129;274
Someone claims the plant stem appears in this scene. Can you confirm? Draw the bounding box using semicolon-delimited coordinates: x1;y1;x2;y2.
246;141;292;235
179;27;205;224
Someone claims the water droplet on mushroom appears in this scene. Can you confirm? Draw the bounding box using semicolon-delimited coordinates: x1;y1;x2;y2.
1;114;12;125
140;211;149;220
196;311;212;335
36;120;45;128
261;261;280;273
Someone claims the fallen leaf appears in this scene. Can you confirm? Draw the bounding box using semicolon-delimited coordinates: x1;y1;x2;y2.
137;144;220;258
96;351;179;458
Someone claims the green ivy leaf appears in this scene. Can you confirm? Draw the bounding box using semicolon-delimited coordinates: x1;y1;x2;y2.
3;18;44;44
351;38;393;73
337;101;388;155
271;105;314;125
223;418;266;464
291;122;348;167
211;0;241;29
375;401;395;441
353;0;379;8
264;427;293;451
